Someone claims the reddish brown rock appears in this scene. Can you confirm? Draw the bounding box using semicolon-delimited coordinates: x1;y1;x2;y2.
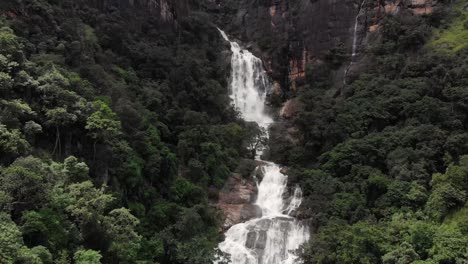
411;6;433;14
384;2;399;14
369;24;379;32
408;0;435;14
217;173;261;230
269;6;277;17
411;0;428;6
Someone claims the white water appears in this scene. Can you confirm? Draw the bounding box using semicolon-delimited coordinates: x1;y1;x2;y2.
215;29;309;264
218;30;273;127
351;0;366;59
344;0;367;85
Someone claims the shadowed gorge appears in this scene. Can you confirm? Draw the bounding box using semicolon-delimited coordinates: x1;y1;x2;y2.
0;0;467;263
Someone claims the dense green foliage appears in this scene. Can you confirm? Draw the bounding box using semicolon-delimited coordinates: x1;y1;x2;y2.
1;0;468;263
280;3;468;264
0;0;259;263
429;0;468;53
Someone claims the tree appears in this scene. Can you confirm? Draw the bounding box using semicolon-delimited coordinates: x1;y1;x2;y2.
426;183;465;220
0;212;24;263
426;158;468;220
62;156;90;183
302;221;389;264
382;242;420;264
85;100;121;158
64;181;116;254
429;224;468;263
23;121;42;144
29;246;53;264
0;124;30;161
15;247;42;264
21;209;74;253
0;55;11;72
0;191;12;213
0;26;22;58
243;122;267;159
0;157;48;214
74;249;102;264
0;72;13;95
65;181;115;227
104;208;141;263
0;99;35;128
45;107;77;156
37;67;71;106
170;177;206;206
407;222;437;259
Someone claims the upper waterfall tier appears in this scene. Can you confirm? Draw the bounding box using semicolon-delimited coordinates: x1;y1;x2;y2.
219;29;273;128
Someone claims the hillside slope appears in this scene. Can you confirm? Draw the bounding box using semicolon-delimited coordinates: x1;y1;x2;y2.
0;0;255;263
0;0;467;264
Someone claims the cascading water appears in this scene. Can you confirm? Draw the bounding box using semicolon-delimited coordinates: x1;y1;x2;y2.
351;0;366;59
215;29;309;264
343;0;367;85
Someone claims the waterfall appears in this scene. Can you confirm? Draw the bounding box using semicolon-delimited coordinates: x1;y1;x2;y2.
351;0;366;59
215;29;310;264
343;0;366;85
218;30;273;127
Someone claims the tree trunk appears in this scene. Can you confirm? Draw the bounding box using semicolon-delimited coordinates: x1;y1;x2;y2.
53;126;60;156
93;140;97;162
65;132;72;157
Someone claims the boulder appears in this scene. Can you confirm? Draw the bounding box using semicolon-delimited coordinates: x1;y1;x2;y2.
217;172;260;229
280;98;304;119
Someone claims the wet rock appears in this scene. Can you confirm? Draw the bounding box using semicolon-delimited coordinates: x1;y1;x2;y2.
280;166;289;175
255;160;269;167
219;203;262;230
219;173;256;204
246;230;267;249
241;204;262;221
245;231;257;249
217;172;259;229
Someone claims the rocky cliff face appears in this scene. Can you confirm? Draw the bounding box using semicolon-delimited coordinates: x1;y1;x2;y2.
208;0;438;94
207;0;358;93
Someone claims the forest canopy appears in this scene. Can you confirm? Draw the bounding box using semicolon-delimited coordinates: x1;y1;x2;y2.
0;0;467;263
0;0;260;263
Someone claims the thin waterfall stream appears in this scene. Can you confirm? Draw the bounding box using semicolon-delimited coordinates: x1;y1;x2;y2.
343;0;367;85
215;30;310;264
